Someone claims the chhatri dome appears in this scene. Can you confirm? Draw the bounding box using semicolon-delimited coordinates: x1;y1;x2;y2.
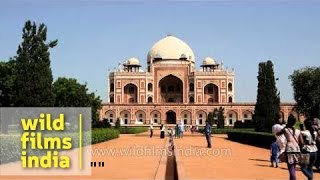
202;57;216;65
127;57;140;65
147;35;195;63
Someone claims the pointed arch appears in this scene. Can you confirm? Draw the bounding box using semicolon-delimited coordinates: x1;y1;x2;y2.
204;83;219;103
159;74;183;103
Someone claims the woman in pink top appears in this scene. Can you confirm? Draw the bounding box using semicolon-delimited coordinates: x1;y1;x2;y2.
277;116;304;180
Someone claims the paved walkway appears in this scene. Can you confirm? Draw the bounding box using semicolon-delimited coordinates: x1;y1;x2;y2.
174;133;320;180
0;132;167;180
90;133;167;179
1;130;320;180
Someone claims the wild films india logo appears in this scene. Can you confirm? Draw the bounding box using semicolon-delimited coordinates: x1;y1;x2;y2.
0;108;92;176
20;113;72;168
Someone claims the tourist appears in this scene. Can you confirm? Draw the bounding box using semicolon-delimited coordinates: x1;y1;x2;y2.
160;124;165;139
175;124;180;138
179;122;184;138
312;118;320;169
301;120;318;180
272;118;286;155
149;123;154;138
168;127;174;138
190;125;196;134
277;117;303;180
270;138;279;168
204;120;212;148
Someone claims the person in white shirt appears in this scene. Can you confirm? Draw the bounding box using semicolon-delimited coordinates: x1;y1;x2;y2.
300;120;318;180
272;119;287;154
179;122;184;138
149;123;154;138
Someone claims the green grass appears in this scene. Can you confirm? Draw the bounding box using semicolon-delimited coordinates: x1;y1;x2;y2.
118;127;148;134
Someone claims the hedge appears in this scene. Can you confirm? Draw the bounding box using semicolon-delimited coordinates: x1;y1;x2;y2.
197;128;254;134
119;127;148;134
91;128;119;144
233;120;255;129
0;128;119;165
227;131;274;149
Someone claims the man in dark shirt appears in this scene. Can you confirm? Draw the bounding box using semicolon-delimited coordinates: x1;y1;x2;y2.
204;120;212;148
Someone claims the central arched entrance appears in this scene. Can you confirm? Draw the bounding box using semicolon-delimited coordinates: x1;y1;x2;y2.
159;74;183;103
166;111;176;124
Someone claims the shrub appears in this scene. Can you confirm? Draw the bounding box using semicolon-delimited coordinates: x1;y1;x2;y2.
234;121;243;128
216;107;225;128
92;119;111;128
91;128;119;144
115;118;121;129
102;119;111;128
0;130;98;165
207;112;214;125
119;127;148;134
227;131;274;149
234;120;254;129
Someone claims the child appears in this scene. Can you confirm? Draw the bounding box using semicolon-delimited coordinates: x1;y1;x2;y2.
270;140;280;168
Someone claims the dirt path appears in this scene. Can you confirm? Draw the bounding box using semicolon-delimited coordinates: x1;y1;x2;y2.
174;133;320;180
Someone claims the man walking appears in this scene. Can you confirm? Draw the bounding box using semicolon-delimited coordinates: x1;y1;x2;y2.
204;120;212;148
149;123;154;138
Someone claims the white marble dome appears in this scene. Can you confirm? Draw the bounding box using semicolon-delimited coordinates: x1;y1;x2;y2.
127;57;140;65
147;35;195;63
202;57;216;65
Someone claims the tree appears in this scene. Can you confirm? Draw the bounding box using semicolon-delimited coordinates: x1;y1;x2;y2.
0;59;16;106
215;107;225;128
53;77;102;121
289;67;320;119
207;112;214;126
15;20;57;106
0;59;16;134
115;118;121;129
253;60;280;132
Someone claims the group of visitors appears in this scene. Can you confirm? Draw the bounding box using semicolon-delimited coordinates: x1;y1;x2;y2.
148;121;212;148
149;121;185;139
271;117;320;180
174;122;185;138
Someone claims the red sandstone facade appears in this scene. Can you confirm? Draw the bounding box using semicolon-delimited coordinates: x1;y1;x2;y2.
100;36;299;126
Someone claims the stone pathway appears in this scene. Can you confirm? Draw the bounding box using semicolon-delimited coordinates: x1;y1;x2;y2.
0;132;167;180
1;130;320;180
174;133;320;180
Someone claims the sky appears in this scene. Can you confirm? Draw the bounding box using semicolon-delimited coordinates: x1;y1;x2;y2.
1;1;319;103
